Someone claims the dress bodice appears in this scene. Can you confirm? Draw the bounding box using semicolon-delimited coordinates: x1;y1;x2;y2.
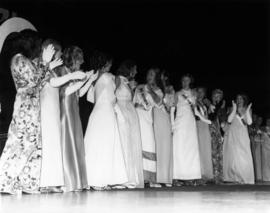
115;76;132;102
94;72;116;105
134;85;158;110
176;89;196;117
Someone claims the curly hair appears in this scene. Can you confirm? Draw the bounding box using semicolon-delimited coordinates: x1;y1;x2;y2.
63;46;84;69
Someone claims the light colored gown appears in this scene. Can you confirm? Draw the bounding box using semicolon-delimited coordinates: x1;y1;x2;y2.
59;67;88;191
134;85;157;183
0;54;43;194
115;76;144;188
223;115;254;184
84;72;128;187
153;88;173;184
172;89;201;180
196;103;213;180
40;72;64;187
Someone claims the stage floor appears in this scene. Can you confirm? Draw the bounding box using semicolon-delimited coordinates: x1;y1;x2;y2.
1;185;270;213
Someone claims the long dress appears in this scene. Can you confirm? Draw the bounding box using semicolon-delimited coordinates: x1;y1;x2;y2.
59;67;88;191
209;102;226;183
134;85;157;183
84;72;128;187
39;72;64;187
0;54;44;194
115;76;144;188
172;89;201;180
196;102;213;180
153;88;173;184
223;115;254;184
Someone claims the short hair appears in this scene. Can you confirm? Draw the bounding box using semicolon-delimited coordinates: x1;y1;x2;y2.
116;60;136;78
236;93;249;107
212;89;224;98
63;46;84;69
181;73;194;88
42;38;62;53
89;50;112;71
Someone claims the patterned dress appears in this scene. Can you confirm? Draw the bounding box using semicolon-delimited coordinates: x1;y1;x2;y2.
209;102;227;183
0;54;44;194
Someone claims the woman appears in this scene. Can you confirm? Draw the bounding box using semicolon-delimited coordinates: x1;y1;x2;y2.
195;87;213;182
84;52;128;190
208;89;226;184
153;70;173;186
115;60;144;188
171;74;201;186
133;69;162;188
223;94;254;184
0;32;54;194
39;40;87;193
58;46;88;192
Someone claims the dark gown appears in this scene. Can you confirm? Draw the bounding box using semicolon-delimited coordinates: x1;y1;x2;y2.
209;102;227;183
59;66;88;191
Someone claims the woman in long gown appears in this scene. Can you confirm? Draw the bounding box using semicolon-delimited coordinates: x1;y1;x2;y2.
0;33;54;194
171;74;201;185
84;52;128;190
223;94;254;184
195;87;213;182
134;69;164;188
39;40;87;193
154;70;173;186
208;89;227;184
114;60;144;188
58;46;88;192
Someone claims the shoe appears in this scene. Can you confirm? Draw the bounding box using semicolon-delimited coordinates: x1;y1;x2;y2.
165;184;172;187
112;185;126;190
150;183;162;188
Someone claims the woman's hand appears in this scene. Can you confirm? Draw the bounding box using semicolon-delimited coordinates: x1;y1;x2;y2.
232;100;237;112
247;103;252;113
49;58;63;70
88;71;99;81
42;44;55;64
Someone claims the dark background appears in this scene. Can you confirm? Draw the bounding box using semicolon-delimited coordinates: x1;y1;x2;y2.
0;0;269;133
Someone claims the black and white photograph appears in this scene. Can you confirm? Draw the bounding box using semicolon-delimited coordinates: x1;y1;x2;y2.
0;0;269;212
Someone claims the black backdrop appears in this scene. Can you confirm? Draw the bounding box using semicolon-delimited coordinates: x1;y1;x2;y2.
0;0;269;133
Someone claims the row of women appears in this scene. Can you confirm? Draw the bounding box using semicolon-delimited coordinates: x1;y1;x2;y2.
0;30;255;195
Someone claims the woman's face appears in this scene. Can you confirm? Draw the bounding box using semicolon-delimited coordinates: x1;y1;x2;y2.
266;119;270;127
146;69;156;85
102;61;112;73
130;65;137;79
197;88;206;100
54;50;62;60
212;93;223;104
236;95;244;107
182;76;191;89
73;59;83;71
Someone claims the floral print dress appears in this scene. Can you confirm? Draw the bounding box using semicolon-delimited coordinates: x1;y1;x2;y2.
0;54;44;194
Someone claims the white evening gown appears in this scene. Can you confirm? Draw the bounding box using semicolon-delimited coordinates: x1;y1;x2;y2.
223;115;254;184
115;76;144;188
40;80;64;187
84;72;128;187
172;89;201;180
134;85;157;183
153;88;173;184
